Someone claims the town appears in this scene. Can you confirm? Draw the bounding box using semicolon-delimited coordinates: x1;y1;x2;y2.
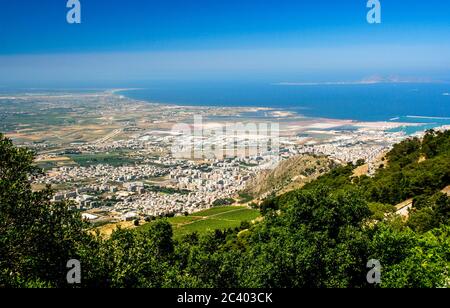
3;91;447;227
32;121;434;226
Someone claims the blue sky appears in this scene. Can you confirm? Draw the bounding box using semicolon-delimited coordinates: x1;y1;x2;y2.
0;0;449;86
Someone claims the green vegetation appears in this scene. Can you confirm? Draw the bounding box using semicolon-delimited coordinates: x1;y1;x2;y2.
1;130;449;288
368;202;396;221
68;152;140;167
146;185;190;195
138;206;260;238
0;134;88;287
212;198;235;207
237;192;253;204
0;111;77;132
297;130;450;232
408;192;450;233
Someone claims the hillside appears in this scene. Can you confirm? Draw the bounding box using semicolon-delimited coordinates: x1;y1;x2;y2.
269;129;450;233
242;154;334;200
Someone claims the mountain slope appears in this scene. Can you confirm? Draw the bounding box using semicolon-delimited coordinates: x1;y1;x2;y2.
243;154;335;200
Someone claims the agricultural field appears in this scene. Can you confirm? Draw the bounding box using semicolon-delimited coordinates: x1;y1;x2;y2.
33;152;142;169
67;152;141;167
34;156;77;170
137;206;261;238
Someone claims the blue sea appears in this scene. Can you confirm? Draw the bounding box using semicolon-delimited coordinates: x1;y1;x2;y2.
120;82;450;125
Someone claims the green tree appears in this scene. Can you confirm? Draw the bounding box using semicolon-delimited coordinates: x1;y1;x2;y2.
380;226;450;288
0;134;89;287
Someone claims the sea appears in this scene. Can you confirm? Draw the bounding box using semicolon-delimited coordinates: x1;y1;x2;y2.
120;82;450;135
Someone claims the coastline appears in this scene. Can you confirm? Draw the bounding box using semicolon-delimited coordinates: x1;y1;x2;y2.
2;88;449;146
114;89;449;137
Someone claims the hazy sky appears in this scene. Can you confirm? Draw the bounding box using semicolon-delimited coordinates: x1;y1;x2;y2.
0;0;449;86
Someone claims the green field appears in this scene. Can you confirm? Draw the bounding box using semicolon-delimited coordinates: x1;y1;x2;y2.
138;206;260;237
68;152;140;167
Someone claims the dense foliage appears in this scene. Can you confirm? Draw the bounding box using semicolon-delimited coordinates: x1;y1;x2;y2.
1;131;449;288
0;135;89;287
